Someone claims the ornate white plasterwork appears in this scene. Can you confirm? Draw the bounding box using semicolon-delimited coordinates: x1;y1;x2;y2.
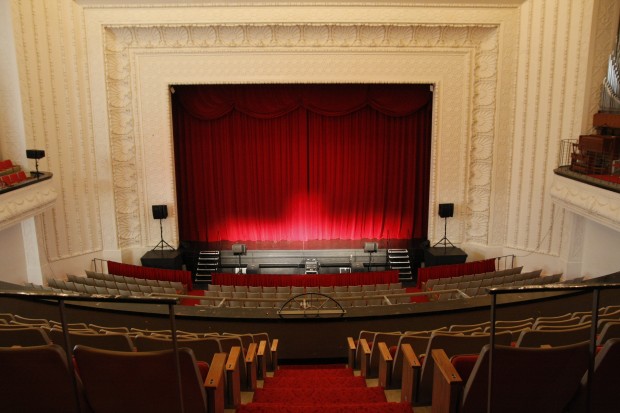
0;179;58;233
102;23;502;248
550;175;620;234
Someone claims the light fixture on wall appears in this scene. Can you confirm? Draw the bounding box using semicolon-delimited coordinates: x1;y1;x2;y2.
26;149;45;180
433;203;455;250
151;204;174;251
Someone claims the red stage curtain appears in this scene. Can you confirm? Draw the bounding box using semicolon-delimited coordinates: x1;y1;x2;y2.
173;84;432;243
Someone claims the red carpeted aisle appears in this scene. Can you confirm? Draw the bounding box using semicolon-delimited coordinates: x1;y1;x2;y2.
236;365;413;413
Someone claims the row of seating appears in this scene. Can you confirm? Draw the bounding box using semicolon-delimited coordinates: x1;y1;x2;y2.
423;266;525;290
1;342;228;412
42;278;179;296
199;288;411;308
208;282;403;294
0;170;28;187
0;315;280;411
348;307;620;407
430;339;620;412
0;313;279;374
0;159;17;171
84;271;186;292
431;272;560;301
352;309;620;376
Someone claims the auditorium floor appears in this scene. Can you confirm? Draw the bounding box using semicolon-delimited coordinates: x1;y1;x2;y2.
228;371;429;412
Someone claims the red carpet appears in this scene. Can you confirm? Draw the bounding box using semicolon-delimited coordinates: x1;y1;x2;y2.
180;289;204;306
237;365;412;413
262;375;368;388
406;287;429;303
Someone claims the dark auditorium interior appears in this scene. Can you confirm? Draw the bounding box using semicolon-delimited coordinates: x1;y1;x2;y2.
2;1;620;412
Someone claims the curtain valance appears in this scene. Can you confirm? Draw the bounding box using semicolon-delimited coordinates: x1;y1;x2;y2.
174;84;433;120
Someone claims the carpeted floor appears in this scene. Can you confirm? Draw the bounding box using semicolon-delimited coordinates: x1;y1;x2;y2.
236;365;413;413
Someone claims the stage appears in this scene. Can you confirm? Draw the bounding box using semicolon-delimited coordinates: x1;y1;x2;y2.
178;239;425;282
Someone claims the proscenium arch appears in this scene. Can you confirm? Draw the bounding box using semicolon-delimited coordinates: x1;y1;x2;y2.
98;22;509;255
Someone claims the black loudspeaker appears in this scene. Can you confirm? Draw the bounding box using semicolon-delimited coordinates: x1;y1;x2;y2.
26;149;45;159
364;242;378;253
152;205;168;220
232;243;247;255
438;203;454;218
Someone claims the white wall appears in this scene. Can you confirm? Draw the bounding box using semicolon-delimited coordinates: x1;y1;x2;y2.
582;219;620;278
0;0;35;283
0;223;27;285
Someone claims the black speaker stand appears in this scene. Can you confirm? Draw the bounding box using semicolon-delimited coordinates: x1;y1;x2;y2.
433;216;455;251
152;218;174;251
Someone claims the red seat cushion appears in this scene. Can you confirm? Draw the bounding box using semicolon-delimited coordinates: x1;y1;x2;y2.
196;361;210;381
389;345;398;358
451;354;479;384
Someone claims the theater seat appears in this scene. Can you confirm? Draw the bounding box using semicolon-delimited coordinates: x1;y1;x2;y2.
410;331;513;405
74;345;226;413
0;344;85;413
566;338;620;412
431;342;589;413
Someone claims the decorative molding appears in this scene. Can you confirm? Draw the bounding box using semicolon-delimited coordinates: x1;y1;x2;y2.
550;175;620;234
0;180;58;233
103;22;505;247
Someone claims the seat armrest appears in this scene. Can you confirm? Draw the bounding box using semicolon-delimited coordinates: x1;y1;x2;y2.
400;343;421;405
256;340;267;379
359;338;371;378
270;338;279;371
431;349;463;413
245;342;258;391
205;352;226;413
225;346;241;409
378;342;394;388
347;336;356;369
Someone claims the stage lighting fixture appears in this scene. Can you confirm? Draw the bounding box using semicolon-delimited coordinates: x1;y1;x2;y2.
232;243;247;272
26;149;45;180
151;204;174;251
433;203;455;250
364;242;378;272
